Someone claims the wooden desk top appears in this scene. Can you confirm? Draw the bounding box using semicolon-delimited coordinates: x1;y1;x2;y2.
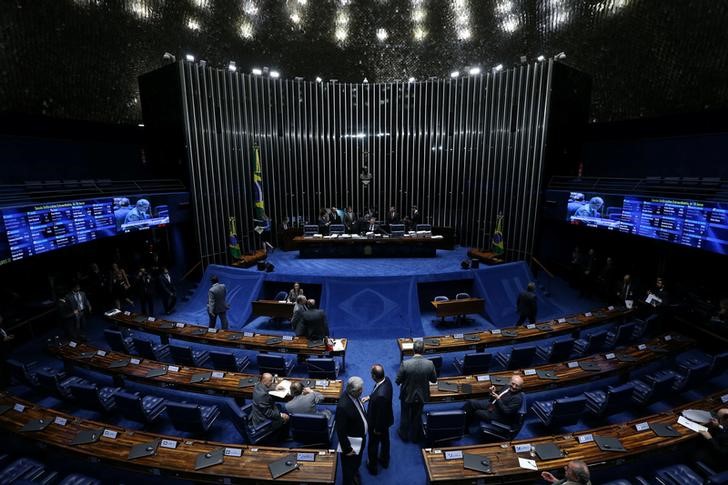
423;389;727;483
0;393;337;483
398;306;632;358
105;311;347;358
427;333;691;403
49;341;342;404
431;298;485;317
293;235;443;245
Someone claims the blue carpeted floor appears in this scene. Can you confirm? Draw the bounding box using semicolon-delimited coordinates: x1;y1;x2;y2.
6;250;727;484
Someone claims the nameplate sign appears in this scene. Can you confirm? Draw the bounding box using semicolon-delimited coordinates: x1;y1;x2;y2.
168;365;180;372
523;369;537;376
444;450;463;460
207;328;218;333
176;323;185;328
664;335;673;341
54;417;67;426
123;311;131;316
514;444;532;453
526;324;536;329
103;429;118;439
584;312;593;317
13;404;25;413
605;353;616;360
608;306;615;311
224;448;242;457
558;318;566;323
721;394;728;404
577;434;594;444
243;332;254;337
282;335;294;341
130;358;141;365
491;329;502;335
567;361;579;368
637;344;647;351
96;350;107;357
69;341;78;348
635;422;649;432
148;317;156;322
160;439;177;449
476;375;490;382
212;371;225;379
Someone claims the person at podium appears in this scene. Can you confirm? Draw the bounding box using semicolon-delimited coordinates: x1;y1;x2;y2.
364;216;385;235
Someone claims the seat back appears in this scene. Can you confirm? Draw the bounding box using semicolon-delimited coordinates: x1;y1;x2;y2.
303;224;319;236
209;351;237;372
104;329;132;353
455;292;471;300
434;296;449;302
710;352;728;375
289;413;331;445
257;354;289;375
583;330;608;354
6;359;36;386
35;370;65;397
548;396;587;427
305;358;337;379
236;403;275;444
169;344;195;366
416;224;432;232
603;382;636;415
679;362;711;390
166;401;206;432
132;338;158;361
273;291;288;301
506;346;537;369
423;410;466;444
632;315;657;339
114;391;148;422
68;382;103;410
611;322;637;347
427;355;443;374
462;353;492;374
548;339;575;362
649;373;678;401
329;224;345;235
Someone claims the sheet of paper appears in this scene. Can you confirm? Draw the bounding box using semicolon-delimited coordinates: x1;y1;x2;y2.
401;342;414;350
333;339;345;351
518;457;538;470
677;415;707;433
336;436;363;455
269;380;292;399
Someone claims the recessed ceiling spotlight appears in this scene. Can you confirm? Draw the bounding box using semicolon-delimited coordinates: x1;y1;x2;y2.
468;66;481;75
537;55;546;62
270;70;280;78
376;28;388;41
228;61;237;72
252;67;262;75
450;70;460;78
363;77;369;83
315;76;323;82
408;77;416;83
185;54;195;62
492;64;504;72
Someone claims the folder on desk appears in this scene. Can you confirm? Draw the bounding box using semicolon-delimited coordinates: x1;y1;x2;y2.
647;344;669;353
594;435;626;452
190;371;212;384
78;351;96;359
269;454;299;479
108;359;130;369
566;318;581;325
70;428;103;445
158;322;175;329
491;375;510;386
536;369;559;380
195;448;224;470
616;353;638;362
464;334;481;342
534;443;564;461
266;337;283;345
501;329;518;338
226;333;242;341
190;327;207;336
0;404;12;416
461;383;473;394
424;338;441;346
579;361;600;372
307;339;325;348
463;454;491;473
20;417;52;432
650;422;680;437
239;377;260;388
146;367;167;378
133;316;147;323
437;382;459;393
536;324;553;332
128;439;160;460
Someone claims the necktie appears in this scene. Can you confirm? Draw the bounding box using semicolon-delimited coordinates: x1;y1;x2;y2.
352;395;368;434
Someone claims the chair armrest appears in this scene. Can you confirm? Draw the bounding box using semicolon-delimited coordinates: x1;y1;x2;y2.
487;420;513;432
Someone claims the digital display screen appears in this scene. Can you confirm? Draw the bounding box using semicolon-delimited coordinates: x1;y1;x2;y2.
565;192;728;255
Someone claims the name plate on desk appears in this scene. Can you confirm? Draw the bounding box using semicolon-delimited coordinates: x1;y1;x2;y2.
444;450;463;460
148;317;156;322
476;375;490;382
207;328;217;333
282;335;294;341
558;318;566;323
635;422;649;431
721;394;728;404
96;350;107;357
638;344;647;350
160;439;177;449
608;305;615;311
577;434;594;444
103;429;118;439
605;353;616;360
54;416;67;426
168;365;180;372
584;312;593;317
453;333;464;339
567;361;579;368
211;371;225;379
243;332;254;337
297;452;316;462
175;323;185;328
69;341;77;348
14;403;25;413
130;358;141;365
664;335;673;341
523;369;537;376
490;329;502;335
224;448;242;457
526;324;536;329
514;444;532;453
401;342;414;350
413;337;423;342
123;311;131;316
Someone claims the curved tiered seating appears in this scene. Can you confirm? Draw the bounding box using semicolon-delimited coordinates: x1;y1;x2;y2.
0;393;337;483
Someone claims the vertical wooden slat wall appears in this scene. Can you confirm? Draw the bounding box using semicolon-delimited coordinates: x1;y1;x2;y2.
179;61;553;266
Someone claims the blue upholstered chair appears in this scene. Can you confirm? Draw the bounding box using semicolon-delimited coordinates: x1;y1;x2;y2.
532;395;587;428
209;350;251;372
605;322;637;348
421;410;467;445
35;369;87;400
536;338;575;363
104;328;136;354
6;359;40;386
289;412;336;446
68;382;122;413
632;370;678;405
584;381;636;416
59;473;102;485
453;353;492;375
0;458;45;483
495;346;537;370
631;315;658;340
166;401;220;434
257;354;296;376
305;357;340;379
673;361;711;392
131;337;170;361
680;351;728;377
574;330;608;355
654;464;706;485
480;395;527;441
169;343;210;367
229;402;275;444
303;225;319;236
114;391;166;423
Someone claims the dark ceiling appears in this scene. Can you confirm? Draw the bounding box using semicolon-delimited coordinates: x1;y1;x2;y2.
2;0;727;125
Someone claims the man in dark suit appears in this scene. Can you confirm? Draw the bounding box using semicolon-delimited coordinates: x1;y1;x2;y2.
249;373;289;438
616;274;635;306
135;267;155;316
405;205;421;230
208;275;229;329
336;376;368;485
344;206;357;233
385;206;399;227
301;303;329;340
463;375;524;427
697;408;728;468
66;283;92;339
329;206;342;225
291;295;308;336
395;340;437;442
158;267;176;315
364;217;385;235
646;277;669;307
364;364;393;475
516;282;537;326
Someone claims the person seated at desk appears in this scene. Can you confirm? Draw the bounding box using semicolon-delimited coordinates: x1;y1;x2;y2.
541;460;591;485
249;373;290;437
463;375;524;427
364;217;386;235
285;381;332;419
696;408;728;468
287;282;305;303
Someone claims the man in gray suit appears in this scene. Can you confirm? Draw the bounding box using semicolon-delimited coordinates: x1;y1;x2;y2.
395;340;437;442
66;283;92;340
249;373;289;436
284;381;332;419
207;275;229;330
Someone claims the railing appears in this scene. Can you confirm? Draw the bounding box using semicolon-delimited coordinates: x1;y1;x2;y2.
548;175;727;200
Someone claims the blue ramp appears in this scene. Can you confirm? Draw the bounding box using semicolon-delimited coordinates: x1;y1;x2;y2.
322;276;422;339
473;261;564;326
169;264;264;329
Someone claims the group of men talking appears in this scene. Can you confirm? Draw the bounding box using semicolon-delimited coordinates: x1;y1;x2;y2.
286;282;330;340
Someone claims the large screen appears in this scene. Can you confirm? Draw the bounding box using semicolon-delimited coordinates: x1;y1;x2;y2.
113;195;170;233
563;191;728;255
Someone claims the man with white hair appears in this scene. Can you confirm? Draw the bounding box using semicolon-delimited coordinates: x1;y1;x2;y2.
336;376;368;484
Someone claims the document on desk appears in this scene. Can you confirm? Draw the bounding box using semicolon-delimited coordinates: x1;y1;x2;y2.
333;339;345;351
645;294;662;306
269;380;292;399
677;415;707;433
401;342;414;350
518;457;538;470
336;437;363;455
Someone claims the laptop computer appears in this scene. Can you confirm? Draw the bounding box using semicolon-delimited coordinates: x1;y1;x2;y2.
501;329;518;338
462;454;491;473
616;353;638;362
128;439;160;460
266;337;283;345
579;361;601;372
195;448;224;470
269;454;299;479
536;324;553;332
190;372;212;384
534;443;564;460
650;422;680;437
70;428;104;445
594;435;626;452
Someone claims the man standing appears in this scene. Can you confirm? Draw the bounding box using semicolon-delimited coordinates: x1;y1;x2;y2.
516;282;537;326
300;299;329;340
136;267;155;316
66;283;92;339
336;376;368;485
249;373;289;439
330;206;342;225
541;460;591;485
617;274;635;306
285;382;331;419
344;206;357;233
208;275;229;330
365;364;393;475
396;340;437;442
158;267;176;315
463;375;524;428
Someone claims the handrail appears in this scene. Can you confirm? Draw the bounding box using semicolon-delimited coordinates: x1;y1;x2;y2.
531;256;555;278
181;260;202;281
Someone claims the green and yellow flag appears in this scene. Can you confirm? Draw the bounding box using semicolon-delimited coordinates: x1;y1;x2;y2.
492;213;505;255
253;144;269;233
228;216;241;260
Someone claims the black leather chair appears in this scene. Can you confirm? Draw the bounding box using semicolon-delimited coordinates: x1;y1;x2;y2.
209;350;251;372
421;410;467;445
169;343;210;367
166;401;220;434
480;395;527;441
289;412;336;446
257;354;296;376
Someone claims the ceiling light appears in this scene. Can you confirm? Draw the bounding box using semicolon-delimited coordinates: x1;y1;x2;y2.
411;8;426;22
315;76;323;82
239;21;254;39
228;61;237;72
162;52;176;63
187;19;200;31
413;26;427;41
450;70;460;78
297;0;307;4
270;70;280;78
290;12;301;24
185;54;195;62
335;12;349;25
335;27;348;41
408;77;416;83
198;59;207;68
537;55;546;62
252;67;262;75
243;1;258;15
555;51;567;60
376;28;388;41
493;63;503;72
363;78;369;83
137;123;145;127
457;28;471;40
468;66;481;75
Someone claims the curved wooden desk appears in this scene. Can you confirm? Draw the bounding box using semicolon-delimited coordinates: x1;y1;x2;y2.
398;306;633;360
105;311;348;368
48;341;342;404
423;389;727;483
427;333;691;403
0;394;337;483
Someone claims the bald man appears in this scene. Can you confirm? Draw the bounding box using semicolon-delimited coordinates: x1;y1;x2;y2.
541;460;591;485
249;373;289;437
463;374;525;427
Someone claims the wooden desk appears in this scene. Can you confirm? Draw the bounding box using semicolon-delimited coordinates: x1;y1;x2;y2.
105;311;348;368
398;306;632;361
293;235;444;258
252;300;296;319
423;389;726;484
49;341;342;404
431;298;485;318
0;393;337;483
467;248;505;265
426;333;691;403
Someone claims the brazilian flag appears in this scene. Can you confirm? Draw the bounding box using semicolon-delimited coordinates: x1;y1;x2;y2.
492;213;504;255
228;216;241;260
253;144;270;233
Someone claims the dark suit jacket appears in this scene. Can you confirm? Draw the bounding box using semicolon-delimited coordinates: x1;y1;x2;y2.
490;388;524;426
158;273;175;296
65;291;91;313
386;211;400;225
364;223;384;234
249;382;283;427
302;309;329;340
291;307;306;336
335;393;367;455
708;425;728;454
329;212;342;225
396;355;437;403
367;377;394;433
516;290;537;317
